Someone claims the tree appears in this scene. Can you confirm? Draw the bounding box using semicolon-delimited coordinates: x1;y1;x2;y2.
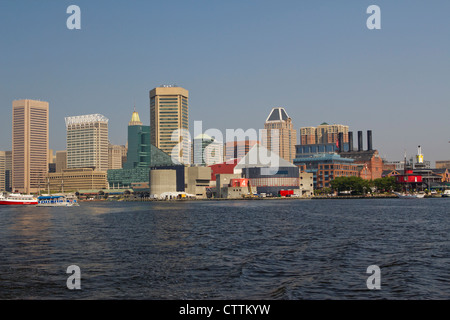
330;176;373;195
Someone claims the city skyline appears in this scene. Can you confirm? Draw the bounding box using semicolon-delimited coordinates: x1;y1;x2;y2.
1;1;449;165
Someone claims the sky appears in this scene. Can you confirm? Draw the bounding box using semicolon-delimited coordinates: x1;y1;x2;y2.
0;0;449;165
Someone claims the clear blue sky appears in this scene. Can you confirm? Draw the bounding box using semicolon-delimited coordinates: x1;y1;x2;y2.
1;0;449;164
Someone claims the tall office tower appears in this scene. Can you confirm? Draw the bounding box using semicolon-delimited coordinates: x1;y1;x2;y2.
123;109;150;169
263;107;297;163
4;151;12;191
65;114;109;172
12;99;49;194
108;143;127;170
150;85;189;164
55;151;67;173
0;151;5;191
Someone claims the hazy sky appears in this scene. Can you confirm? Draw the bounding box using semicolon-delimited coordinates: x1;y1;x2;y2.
1;0;449;164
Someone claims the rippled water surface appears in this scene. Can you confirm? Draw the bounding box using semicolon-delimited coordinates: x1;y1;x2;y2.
0;198;448;299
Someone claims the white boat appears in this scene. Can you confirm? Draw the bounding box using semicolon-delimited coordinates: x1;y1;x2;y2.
0;193;39;205
442;190;450;198
394;192;425;199
37;194;80;207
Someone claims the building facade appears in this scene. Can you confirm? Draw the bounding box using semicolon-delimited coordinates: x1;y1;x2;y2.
12;99;49;194
150;85;189;164
339;150;384;180
300;123;349;146
0;151;5;191
224;140;259;162
46;168;108;192
436;160;450;169
65;114;109;172
108;143;127;170
294;153;358;189
4;151;12;191
55;151;67;173
263;107;297;163
124;110;150;169
192;134;214;165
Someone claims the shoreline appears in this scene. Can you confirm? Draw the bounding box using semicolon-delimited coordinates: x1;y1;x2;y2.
78;193;448;203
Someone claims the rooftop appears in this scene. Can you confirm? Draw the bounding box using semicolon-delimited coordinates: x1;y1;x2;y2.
129;109;142;126
65;114;109;127
265;107;290;122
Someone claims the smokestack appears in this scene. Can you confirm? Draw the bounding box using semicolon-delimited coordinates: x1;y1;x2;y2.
358;131;363;152
367;130;373;151
348;132;354;152
338;132;344;153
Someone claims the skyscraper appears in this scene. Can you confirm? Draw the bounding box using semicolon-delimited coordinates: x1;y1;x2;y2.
65;114;109;172
123;109;151;169
108;143;127;170
12;99;49;194
55;151;67;173
0;151;5;191
150;85;189;164
263;107;297;163
4;151;12;191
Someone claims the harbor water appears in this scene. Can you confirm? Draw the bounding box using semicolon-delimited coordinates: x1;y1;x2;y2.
0;198;448;299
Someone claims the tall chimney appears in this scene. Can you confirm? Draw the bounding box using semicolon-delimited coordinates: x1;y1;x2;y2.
348;132;354;152
338;132;344;153
367;130;373;151
358;131;363;152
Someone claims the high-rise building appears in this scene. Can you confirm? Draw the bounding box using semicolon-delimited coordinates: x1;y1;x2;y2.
300;127;317;145
300;123;349;146
12;99;49;194
124;109;150;169
4;151;12;191
150;85;189;164
263;107;297;163
0;151;5;191
65;114;109;172
108;143;127;170
107;109;175;189
55;151;67;173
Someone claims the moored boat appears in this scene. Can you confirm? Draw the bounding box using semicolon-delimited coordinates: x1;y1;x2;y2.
37;194;80;207
0;193;39;205
442;190;450;198
394;192;425;199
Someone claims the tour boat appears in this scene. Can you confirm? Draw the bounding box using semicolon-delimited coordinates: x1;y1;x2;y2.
37;194;80;207
0;193;39;205
442;190;450;198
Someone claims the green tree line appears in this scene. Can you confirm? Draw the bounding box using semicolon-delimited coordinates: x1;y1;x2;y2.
329;176;400;195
